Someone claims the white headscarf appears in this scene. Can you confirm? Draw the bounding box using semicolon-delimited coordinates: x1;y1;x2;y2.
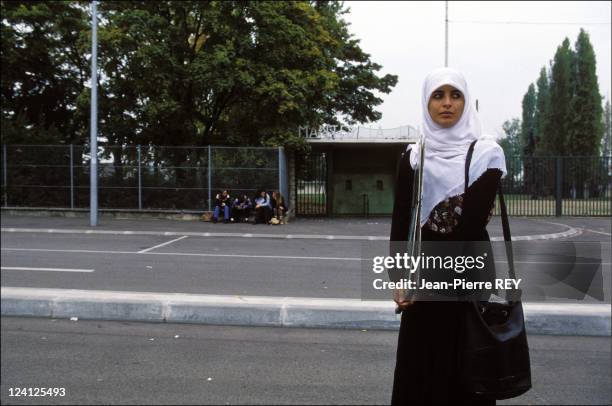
409;68;507;227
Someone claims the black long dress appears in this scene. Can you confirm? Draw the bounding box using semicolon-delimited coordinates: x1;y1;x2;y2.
390;149;502;406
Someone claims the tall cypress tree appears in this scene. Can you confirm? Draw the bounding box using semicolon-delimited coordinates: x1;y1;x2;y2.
601;98;611;199
533;67;549;156
521;83;536;152
568;29;603;156
603;98;611;158
545;38;574;156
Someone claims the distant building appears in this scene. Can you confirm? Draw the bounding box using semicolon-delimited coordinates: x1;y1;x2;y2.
289;125;419;216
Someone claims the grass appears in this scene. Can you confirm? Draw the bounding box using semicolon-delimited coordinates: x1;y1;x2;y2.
493;195;610;216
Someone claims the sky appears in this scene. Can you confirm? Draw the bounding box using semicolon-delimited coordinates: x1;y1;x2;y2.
342;1;612;138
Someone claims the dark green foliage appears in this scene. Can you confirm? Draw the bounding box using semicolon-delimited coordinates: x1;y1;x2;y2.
544;38;574;156
1;1;90;144
568;29;603;156
521;30;604;158
1;1;397;151
520;84;536;154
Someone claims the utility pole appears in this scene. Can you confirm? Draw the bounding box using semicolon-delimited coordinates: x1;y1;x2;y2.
444;1;449;67
90;0;98;226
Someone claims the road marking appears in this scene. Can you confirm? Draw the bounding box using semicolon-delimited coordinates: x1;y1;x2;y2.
0;266;95;273
1;247;609;265
580;227;611;236
0;226;583;241
1;247;362;261
138;236;188;253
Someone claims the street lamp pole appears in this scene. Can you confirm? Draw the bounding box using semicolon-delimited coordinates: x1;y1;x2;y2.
445;1;449;67
90;0;98;226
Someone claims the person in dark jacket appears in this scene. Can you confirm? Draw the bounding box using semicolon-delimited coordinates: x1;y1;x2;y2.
231;194;253;223
212;190;231;223
390;68;512;406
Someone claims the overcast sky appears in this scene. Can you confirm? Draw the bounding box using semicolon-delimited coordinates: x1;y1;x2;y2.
343;1;611;138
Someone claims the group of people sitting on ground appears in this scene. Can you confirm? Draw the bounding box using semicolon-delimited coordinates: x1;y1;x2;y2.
211;189;287;225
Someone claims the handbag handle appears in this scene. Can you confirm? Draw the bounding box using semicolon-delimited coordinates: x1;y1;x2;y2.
465;140;520;302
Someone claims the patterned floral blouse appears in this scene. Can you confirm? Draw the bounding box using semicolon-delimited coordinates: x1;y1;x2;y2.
425;193;495;234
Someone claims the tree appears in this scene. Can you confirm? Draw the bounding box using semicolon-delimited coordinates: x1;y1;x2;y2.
1;1;90;144
499;118;523;189
601;98;611;199
533;66;549;156
543;38;574;156
520;83;536;152
96;1;397;152
2;0;397;151
568;29;603;156
603;98;611;158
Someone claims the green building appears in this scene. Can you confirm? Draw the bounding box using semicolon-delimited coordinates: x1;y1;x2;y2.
289;126;418;216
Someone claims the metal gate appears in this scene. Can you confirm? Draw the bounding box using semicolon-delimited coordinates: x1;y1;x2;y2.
295;152;327;216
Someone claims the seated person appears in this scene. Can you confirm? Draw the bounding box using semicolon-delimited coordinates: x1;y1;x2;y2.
270;191;287;224
231;194;253;223
212;189;231;223
253;190;272;224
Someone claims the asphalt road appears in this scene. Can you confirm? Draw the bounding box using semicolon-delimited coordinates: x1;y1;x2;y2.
1;316;610;405
1;215;610;301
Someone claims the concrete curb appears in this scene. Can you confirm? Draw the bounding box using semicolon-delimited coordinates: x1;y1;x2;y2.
2;287;609;336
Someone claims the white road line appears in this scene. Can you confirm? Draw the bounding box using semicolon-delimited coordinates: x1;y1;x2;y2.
138;236;188;253
0;266;94;273
1;247;362;261
580;227;611;236
1;226;583;241
1;247;609;265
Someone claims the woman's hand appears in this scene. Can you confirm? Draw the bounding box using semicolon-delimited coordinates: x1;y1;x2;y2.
393;288;414;312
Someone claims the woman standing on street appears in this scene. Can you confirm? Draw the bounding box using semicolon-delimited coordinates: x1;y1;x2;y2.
390;67;509;405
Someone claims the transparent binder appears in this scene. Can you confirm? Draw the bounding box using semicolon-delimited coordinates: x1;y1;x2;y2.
395;135;425;310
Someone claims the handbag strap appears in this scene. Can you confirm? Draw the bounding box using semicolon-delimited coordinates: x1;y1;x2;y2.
465;140;520;302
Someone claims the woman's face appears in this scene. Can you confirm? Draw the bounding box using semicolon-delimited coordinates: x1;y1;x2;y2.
427;84;465;128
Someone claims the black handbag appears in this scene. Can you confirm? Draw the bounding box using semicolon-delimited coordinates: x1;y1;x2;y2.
459;139;532;400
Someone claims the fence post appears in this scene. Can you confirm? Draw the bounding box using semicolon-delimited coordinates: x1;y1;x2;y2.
137;145;142;210
555;156;562;216
3;144;7;207
278;147;288;202
70;144;74;209
208;145;212;212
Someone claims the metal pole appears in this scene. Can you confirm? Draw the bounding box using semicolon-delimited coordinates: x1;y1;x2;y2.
89;0;98;226
555;157;562;216
3;144;7;207
278;147;282;194
444;1;449;67
208;145;212;212
137;145;142;210
70;144;74;209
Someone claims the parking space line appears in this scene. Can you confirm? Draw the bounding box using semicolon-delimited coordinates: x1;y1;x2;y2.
138;235;188;253
1;266;95;273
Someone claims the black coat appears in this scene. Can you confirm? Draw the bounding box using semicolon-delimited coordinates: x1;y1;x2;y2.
390;149;502;405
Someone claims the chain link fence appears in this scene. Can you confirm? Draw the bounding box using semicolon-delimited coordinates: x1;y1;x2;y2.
1;145;285;211
1;145;609;216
